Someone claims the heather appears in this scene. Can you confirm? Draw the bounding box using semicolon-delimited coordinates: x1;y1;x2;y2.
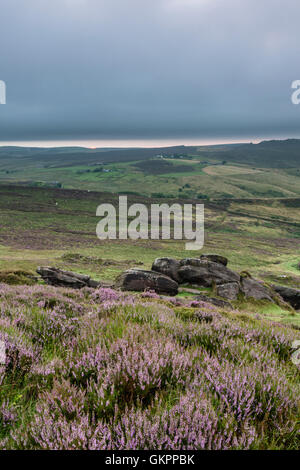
0;283;299;450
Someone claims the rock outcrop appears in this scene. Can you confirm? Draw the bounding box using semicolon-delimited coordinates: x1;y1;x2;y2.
271;284;300;310
152;257;181;282
178;259;240;286
114;269;178;295
200;254;228;266
240;277;273;302
37;267;102;289
216;282;240;300
151;256;275;302
152;255;230;284
195;294;233;310
37;254;299;310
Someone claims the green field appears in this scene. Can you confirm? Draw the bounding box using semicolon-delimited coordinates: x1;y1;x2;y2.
1;158;300;199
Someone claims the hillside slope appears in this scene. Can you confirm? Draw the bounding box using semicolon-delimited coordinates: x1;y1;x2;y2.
201;139;300;168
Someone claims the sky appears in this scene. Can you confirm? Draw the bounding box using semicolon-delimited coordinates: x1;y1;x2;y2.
1;0;300;147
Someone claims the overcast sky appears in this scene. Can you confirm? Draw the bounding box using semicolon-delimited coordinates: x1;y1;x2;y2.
1;0;300;146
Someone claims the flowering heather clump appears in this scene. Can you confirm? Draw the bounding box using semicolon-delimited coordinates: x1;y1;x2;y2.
0;401;17;430
92;287;136;316
27;310;80;349
0;283;299;450
106;391;256;450
198;354;297;428
0;283;85;320
0;332;37;379
187;299;217;310
65;325;193;419
92;287;123;303
140;290;160;299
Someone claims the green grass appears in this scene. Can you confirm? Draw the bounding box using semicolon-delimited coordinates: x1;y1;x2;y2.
232;299;300;328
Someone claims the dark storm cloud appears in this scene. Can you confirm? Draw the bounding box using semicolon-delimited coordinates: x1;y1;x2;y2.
1;0;300;142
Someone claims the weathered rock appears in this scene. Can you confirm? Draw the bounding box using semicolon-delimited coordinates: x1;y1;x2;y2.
216;282;240;300
114;269;178;295
200;254;228;266
240;277;273;302
152;258;181;282
37;267;101;289
194;294;233;310
178;259;240;287
271;284;300;310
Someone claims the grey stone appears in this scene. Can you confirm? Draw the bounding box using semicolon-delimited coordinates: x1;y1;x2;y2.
200;254;228;266
240;277;273;301
194;294;233;310
178;259;240;287
271;284;300;310
216;282;240;300
152;257;181;282
114;269;178;296
37;267;101;289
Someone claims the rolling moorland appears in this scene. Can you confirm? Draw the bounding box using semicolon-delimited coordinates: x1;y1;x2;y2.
0;139;299;449
0;140;300;199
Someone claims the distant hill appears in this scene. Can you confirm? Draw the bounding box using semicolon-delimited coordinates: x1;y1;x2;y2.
201;139;300;168
0;145;195;167
0;139;299;169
